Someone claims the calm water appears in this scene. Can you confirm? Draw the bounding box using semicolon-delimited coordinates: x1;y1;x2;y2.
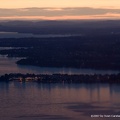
0;47;120;120
0;82;120;120
0;55;120;75
0;32;82;38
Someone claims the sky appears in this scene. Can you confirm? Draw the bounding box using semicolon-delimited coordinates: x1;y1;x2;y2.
0;0;120;20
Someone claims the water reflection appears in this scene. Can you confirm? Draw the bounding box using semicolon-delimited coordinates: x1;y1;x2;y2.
1;82;120;103
0;82;120;120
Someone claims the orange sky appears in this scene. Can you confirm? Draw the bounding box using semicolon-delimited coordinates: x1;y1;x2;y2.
0;0;120;20
0;0;120;8
1;13;120;20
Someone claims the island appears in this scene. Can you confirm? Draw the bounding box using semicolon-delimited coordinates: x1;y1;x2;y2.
0;73;120;83
0;34;120;70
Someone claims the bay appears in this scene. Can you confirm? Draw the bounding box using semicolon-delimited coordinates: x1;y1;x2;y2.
0;55;120;75
0;82;120;120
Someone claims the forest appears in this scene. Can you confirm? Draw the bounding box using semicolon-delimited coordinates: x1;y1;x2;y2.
0;34;120;70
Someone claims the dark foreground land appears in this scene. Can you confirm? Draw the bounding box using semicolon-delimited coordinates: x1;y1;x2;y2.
0;20;120;70
0;34;120;70
1;73;120;83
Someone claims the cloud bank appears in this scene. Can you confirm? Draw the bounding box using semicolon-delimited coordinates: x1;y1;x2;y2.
0;7;120;20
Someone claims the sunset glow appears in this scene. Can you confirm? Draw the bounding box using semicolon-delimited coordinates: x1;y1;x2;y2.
1;14;120;20
0;0;120;20
0;0;120;8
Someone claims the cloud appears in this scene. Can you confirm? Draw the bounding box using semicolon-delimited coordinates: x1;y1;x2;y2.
43;8;63;11
0;7;120;19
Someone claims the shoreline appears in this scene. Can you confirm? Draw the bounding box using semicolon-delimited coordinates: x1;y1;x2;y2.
0;73;120;83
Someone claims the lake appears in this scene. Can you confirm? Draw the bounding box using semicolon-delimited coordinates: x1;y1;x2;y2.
0;47;120;120
0;54;120;75
0;32;82;38
0;82;120;120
